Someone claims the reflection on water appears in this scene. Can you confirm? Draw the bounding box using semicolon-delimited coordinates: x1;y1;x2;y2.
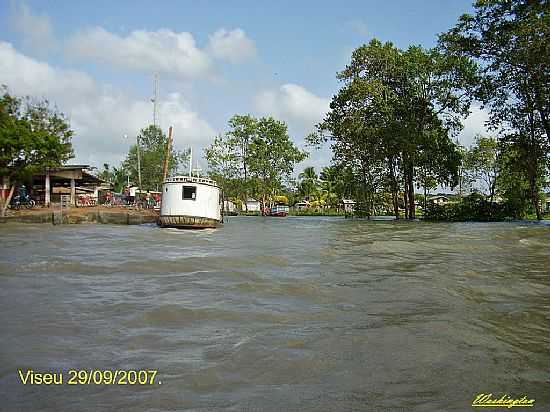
1;217;549;411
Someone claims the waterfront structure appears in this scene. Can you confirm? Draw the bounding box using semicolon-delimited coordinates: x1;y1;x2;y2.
224;200;237;213
341;199;356;213
428;195;449;205
243;198;261;212
159;175;222;228
31;165;108;206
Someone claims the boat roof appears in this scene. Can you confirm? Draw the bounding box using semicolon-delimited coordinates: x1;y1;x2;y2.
164;175;219;187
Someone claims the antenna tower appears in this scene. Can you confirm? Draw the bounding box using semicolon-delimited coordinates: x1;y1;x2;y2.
151;73;160;126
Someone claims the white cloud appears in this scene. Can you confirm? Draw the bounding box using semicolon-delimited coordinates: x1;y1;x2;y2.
458;106;492;147
0;42;216;167
254;84;331;174
66;27;213;79
254;83;330;137
66;26;257;78
9;3;57;53
207;28;256;63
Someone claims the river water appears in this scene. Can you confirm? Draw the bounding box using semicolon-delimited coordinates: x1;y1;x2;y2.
1;217;549;411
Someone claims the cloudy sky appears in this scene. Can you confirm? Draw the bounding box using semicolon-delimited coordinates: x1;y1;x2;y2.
0;0;489;172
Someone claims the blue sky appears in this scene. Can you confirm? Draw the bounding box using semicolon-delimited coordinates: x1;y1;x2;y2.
0;0;488;172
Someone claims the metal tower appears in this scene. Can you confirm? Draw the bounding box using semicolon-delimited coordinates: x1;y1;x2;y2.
151;73;160;126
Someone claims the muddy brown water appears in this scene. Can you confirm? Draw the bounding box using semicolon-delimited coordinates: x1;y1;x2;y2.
1;217;549;411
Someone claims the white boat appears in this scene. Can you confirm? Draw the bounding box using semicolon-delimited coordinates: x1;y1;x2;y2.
158;175;222;229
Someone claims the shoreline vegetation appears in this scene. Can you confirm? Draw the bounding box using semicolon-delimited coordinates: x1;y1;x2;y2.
1;2;548;223
3;204;548;226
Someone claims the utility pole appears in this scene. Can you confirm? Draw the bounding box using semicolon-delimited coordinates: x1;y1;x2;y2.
136;134;142;191
124;133;141;191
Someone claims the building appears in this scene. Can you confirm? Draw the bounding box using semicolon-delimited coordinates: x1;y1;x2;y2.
545;194;550;212
341;199;356;213
33;165;109;206
428;195;449;205
294;201;310;211
243;197;261;212
224;200;237;213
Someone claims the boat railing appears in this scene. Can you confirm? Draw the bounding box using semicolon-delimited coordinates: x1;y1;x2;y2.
164;176;219;187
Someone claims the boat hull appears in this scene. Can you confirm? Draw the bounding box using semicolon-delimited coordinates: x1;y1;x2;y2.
269;212;288;217
158;214;220;229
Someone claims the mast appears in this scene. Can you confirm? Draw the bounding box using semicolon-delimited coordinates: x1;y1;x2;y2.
189;147;193;177
162;125;173;183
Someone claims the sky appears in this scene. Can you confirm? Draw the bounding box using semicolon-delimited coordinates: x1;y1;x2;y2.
0;0;490;174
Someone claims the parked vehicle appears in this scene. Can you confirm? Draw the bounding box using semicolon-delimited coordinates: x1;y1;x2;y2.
10;193;36;209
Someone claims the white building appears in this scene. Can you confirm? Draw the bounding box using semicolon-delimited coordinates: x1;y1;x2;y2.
428;195;449;205
294;201;309;211
243;197;261;212
224;200;237;213
159;176;222;228
342;199;356;213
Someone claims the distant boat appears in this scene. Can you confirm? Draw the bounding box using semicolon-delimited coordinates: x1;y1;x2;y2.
269;204;289;217
158;175;222;229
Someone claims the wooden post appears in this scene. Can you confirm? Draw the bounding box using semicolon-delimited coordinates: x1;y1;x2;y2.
162;126;173;184
70;178;76;207
45;172;51;207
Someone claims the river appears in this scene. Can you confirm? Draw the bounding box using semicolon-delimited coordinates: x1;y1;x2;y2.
1;217;549;411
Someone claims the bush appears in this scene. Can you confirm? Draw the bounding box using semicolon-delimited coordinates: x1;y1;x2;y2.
423;193;515;221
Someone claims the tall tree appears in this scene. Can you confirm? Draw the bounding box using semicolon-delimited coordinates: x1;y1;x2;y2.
298;166;319;200
0;87;73;216
247;117;307;213
311;39;474;219
204;133;240;203
124;125;188;192
440;0;550;219
464;135;501;202
225;114;257;209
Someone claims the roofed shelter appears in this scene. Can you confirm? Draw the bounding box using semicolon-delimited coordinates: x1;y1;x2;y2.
32;165;108;206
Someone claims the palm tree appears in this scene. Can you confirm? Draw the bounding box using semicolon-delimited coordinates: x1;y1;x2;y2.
298;166;319;200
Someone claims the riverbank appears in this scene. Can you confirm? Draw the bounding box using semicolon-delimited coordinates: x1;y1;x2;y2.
0;206;158;225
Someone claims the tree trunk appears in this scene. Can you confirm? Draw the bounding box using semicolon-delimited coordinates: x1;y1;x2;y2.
408;172;415;220
528;176;541;221
423;185;427;211
0;185;15;217
388;157;399;219
403;180;409;219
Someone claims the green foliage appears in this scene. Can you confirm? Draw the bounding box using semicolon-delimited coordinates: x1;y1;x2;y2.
464;135;500;201
0;86;74;215
0;86;74;180
440;0;550;219
248;117;307;206
205;115;307;210
315;39;474;219
424;193;511;222
96;163;127;192
123;125;188;191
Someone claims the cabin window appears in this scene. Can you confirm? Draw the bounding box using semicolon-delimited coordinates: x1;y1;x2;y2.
182;186;196;200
